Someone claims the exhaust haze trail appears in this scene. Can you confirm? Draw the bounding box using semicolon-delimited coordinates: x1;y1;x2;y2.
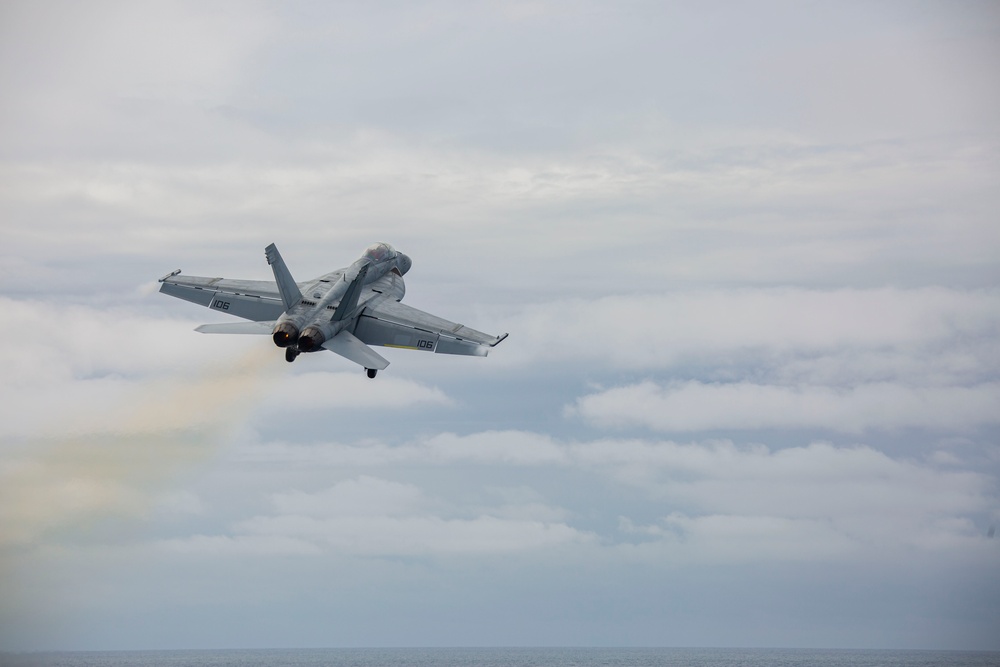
0;345;279;550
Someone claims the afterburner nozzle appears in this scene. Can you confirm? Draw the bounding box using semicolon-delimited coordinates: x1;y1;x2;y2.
272;322;300;348
297;326;326;353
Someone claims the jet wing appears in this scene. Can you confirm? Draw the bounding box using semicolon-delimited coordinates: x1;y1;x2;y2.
158;270;286;322
354;299;507;357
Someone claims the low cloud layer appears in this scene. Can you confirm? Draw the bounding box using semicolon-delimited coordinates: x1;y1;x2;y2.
162;473;592;557
505;287;1000;371
1;0;998;652
570;380;1000;433
221;431;995;563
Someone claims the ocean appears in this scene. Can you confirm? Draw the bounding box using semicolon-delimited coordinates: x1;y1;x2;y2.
2;648;998;667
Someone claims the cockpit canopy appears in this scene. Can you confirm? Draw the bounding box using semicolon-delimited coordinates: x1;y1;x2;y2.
363;242;396;263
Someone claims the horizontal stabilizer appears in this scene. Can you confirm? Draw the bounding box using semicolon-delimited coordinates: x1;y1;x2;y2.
195;321;276;334
322;329;390;370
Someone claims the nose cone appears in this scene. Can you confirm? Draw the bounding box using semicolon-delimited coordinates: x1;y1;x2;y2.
397;253;412;275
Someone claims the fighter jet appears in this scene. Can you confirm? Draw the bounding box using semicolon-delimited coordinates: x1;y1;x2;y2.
158;242;507;378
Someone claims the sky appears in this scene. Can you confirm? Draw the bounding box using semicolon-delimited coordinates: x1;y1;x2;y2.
1;0;999;652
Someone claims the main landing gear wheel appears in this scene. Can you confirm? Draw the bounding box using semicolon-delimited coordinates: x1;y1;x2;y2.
285;348;299;363
366;368;377;379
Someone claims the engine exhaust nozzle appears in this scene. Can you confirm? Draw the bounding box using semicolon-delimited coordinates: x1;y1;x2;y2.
272;322;300;348
297;325;326;353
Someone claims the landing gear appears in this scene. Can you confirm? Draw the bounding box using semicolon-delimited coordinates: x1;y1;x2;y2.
366;368;377;379
285;347;300;363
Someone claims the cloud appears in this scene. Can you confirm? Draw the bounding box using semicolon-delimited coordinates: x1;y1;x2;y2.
1;1;998;650
0;294;457;553
271;476;426;518
232;514;590;556
0;344;279;548
501;287;1000;372
162;475;593;557
0;297;454;439
0;297;260;439
157;533;322;557
583;438;992;560
231;430;568;468
5;117;997;300
0;1;274;159
0;297;237;377
569;380;1000;433
154;490;205;516
423;431;568;465
221;430;994;563
618;513;859;563
263;371;452;413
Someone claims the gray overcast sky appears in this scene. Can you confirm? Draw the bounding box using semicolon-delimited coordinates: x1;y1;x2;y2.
1;0;999;652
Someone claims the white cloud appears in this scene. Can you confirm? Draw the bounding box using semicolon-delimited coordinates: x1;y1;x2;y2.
500;287;1000;372
222;431;994;563
165;475;592;557
569;380;1000;433
158;533;322;557
0;297;246;380
232;513;591;556
271;476;426;518
0;1;274;157
422;431;568;465
618;513;860;563
263;371;452;413
231;430;568;469
0;297;454;439
1;1;998;650
154;490;205;516
590;439;991;559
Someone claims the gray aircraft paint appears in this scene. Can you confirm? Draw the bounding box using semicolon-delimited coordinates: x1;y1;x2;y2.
159;242;507;375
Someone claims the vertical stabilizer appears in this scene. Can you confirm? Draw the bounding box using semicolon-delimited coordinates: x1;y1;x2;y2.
264;243;303;311
331;263;370;321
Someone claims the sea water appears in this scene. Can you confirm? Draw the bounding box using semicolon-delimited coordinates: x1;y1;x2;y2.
3;647;999;667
